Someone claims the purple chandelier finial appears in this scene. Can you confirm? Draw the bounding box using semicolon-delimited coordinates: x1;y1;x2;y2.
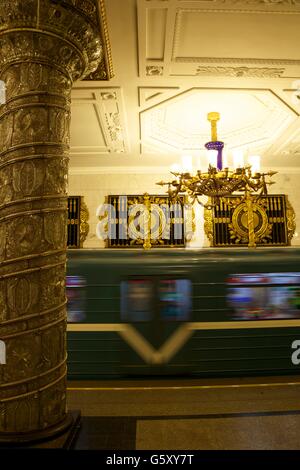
205;112;224;170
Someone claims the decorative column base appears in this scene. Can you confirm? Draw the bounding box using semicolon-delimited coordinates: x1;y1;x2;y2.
0;411;81;448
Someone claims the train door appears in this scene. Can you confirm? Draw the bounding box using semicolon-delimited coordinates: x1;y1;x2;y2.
120;276;192;376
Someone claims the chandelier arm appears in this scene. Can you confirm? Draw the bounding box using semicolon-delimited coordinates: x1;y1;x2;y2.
195;195;214;209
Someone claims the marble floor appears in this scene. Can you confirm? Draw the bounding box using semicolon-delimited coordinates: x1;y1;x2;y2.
67;376;300;450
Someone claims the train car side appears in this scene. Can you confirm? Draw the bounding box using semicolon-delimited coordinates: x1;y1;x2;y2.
67;249;300;379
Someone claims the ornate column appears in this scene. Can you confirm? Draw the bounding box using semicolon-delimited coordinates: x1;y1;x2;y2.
0;0;108;442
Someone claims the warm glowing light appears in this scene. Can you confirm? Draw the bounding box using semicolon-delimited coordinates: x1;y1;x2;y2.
181;155;193;173
232;149;244;168
248;155;261;173
207;149;218;168
170;163;181;173
222;149;229;168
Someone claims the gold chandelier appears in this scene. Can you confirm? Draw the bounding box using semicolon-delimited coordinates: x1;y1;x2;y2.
157;112;277;248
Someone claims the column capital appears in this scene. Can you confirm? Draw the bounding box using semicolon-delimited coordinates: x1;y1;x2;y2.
0;0;110;82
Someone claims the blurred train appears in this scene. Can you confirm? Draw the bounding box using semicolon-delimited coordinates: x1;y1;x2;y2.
66;248;300;379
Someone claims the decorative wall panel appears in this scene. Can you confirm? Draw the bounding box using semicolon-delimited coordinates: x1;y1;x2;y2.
204;194;296;247
104;194;187;248
67;196;89;248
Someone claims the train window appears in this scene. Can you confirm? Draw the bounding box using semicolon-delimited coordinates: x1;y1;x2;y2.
159;279;192;321
66;275;86;322
227;272;300;321
121;279;154;322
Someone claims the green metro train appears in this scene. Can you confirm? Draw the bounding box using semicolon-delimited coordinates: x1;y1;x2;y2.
66;248;300;379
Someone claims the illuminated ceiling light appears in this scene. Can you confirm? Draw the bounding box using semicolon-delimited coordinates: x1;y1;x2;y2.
170;163;181;173
157;112;277;249
248;155;261;174
232;149;245;169
222;149;229;168
181;155;193;173
207;149;218;168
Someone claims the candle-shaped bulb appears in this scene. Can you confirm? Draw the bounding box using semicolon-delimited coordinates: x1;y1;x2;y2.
248;155;261;174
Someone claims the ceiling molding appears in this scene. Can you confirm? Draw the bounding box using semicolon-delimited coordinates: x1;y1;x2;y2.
195;66;285;78
185;0;300;9
265;116;300;156
170;6;300;77
173;57;300;66
68;1;300;175
136;1;300;79
138;86;180;107
146;65;164;76
69;166;173;175
70;87;129;156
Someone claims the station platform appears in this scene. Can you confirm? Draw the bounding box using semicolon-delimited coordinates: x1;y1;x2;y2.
67;375;300;450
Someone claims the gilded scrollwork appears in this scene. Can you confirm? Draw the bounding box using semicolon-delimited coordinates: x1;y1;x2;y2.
105;194;190;249
0;114;13;151
0;169;13;205
40;378;67;429
1;64;71;100
45;157;69;195
204;201;214;244
228;200;273;245
205;195;294;247
7;277;39;316
13;107;48;145
1;66;21;98
49;109;71;144
23;63;44;91
80;198;90;247
6;216;42;258
0;1;104;80
286;196;296;243
12;161;38;195
44;212;67;248
0;287;7;322
40;266;67;310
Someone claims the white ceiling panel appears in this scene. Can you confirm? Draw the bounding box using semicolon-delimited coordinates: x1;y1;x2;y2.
70;0;300;173
173;11;300;61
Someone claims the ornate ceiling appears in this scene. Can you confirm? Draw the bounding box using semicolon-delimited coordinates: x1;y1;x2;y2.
70;0;300;173
140;88;296;155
